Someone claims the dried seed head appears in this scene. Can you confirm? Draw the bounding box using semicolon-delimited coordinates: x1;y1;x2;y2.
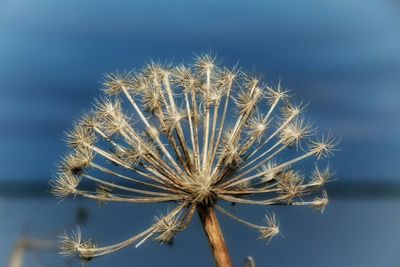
79;113;99;129
59;227;96;261
154;215;184;245
309;133;339;159
163;109;187;135
259;161;281;183
310;190;329;213
223;144;242;167
244;75;260;90
281;102;306;119
258;214;279;241
234;87;261;115
94;98;126;136
65;125;96;149
141;86;164;113
216;67;238;92
53;54;336;261
130;73;149;93
219;133;242;167
51;172;80;199
310;165;333;188
143;63;164;84
207;87;224;105
265;84;289;105
276;169;305;202
59;147;93;175
173;65;199;93
246;110;269;141
195;54;216;75
280;117;314;148
103;72;130;96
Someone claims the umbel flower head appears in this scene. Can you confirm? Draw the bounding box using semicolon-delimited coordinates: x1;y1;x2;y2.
51;54;337;264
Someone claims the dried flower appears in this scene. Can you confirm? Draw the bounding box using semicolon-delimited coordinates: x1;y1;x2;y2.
59;227;96;262
258;214;280;241
310;190;329;213
51;172;80;199
153;211;186;245
52;54;337;266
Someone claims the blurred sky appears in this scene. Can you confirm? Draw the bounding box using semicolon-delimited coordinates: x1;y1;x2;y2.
1;0;400;183
2;1;400;267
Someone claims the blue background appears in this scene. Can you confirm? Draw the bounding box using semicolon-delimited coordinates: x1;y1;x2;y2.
1;0;400;266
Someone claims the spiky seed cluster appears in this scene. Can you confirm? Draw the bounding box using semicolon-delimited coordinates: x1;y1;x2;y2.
258;214;280;241
59;227;96;262
153;213;185;245
52;54;337;261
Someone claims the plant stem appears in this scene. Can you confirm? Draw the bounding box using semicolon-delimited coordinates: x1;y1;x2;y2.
198;205;233;267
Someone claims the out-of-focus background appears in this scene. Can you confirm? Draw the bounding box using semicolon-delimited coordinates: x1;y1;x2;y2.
1;0;400;266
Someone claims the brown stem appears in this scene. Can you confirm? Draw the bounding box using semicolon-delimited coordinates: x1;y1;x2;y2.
198;205;233;267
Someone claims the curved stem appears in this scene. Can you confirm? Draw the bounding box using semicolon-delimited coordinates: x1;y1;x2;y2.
198;205;232;267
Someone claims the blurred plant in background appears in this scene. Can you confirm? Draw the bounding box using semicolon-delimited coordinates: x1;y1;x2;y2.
51;54;337;266
7;207;89;267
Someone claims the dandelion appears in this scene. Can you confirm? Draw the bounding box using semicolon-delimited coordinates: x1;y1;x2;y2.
52;54;337;267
